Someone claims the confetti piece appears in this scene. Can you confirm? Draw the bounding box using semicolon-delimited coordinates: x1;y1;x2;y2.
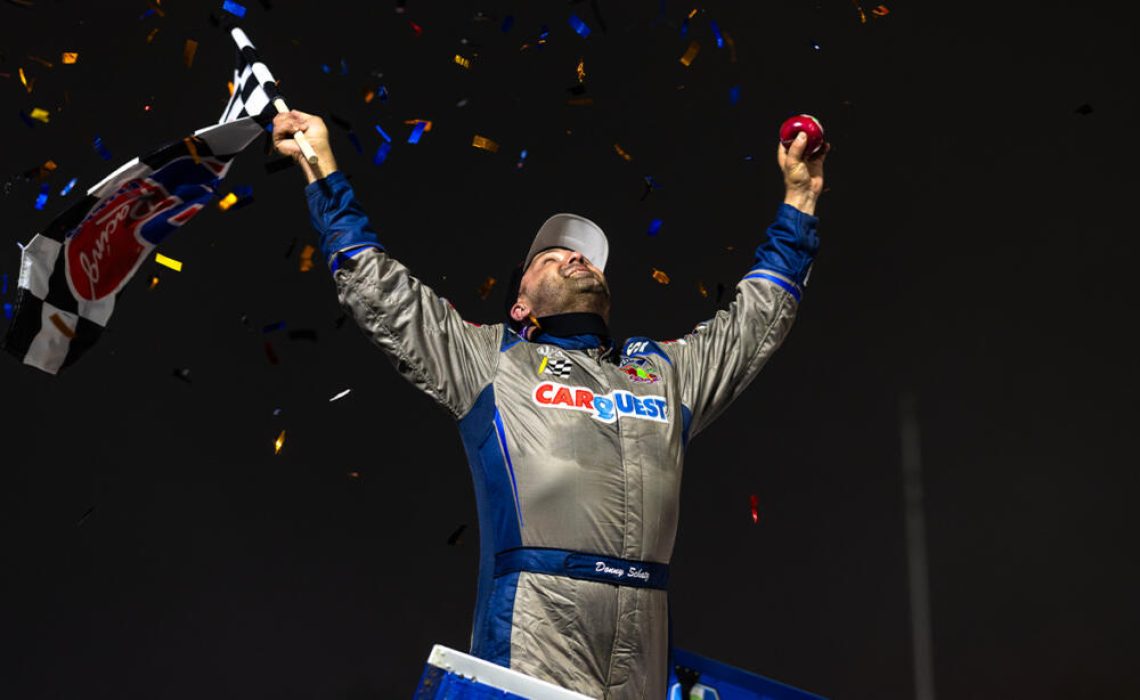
149;275;160;290
49;312;75;338
34;183;49;210
408;20;423;36
710;20;724;48
750;494;759;523
173;368;192;383
184;39;198;68
576;58;586;82
516;148;528;169
454;54;472;69
222;0;247;18
377;85;390;102
61;52;78;64
613;143;633;161
38;160;57;177
569;13;591;38
2;272;8;295
651;268;671;285
262;321;286;333
329;388;352;402
183;137;201;164
217;192;239;211
647;219;663;237
373;141;392;165
697;281;708;298
679;41;700;66
447;524;468;545
472;134;500;153
28;54;53;68
871;4;890;16
810;39;821;51
3;303;12;320
265;340;279;365
274;429;286;454
93;136;112;160
728;85;741;105
299;244;315;272
18;67;31;93
155;253;183;272
348;471;361;479
641;175;660;201
477;276;496;300
407;120;427;144
146;28;160;43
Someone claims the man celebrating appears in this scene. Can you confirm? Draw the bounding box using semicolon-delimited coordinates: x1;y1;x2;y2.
272;110;826;699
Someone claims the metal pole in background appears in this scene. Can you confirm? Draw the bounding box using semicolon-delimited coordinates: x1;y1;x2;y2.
900;392;936;700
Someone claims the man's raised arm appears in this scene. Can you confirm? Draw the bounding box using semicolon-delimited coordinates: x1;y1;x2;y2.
272;111;500;418
661;131;828;439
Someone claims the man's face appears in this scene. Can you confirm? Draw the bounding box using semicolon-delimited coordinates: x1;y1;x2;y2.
513;247;610;322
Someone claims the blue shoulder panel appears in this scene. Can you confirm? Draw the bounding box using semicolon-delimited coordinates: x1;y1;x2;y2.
622;337;673;365
751;203;819;287
304;171;384;268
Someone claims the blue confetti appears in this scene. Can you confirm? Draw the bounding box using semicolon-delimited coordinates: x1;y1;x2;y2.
538;25;550;41
377;85;390;102
516;148;528;169
647;219;663;237
373;142;392;166
3;303;12;320
321;64;331;74
728;85;741;105
60;177;78;196
2;272;8;295
93;136;112;161
347;132;363;154
569;13;591;38
407;121;427;144
501;15;515;32
680;17;689;37
262;321;286;334
34;183;49;211
18;110;35;129
139;7;156;19
710;20;724;48
221;0;247;18
374;124;392;143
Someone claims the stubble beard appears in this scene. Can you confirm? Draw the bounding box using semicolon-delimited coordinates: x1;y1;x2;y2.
529;272;610;318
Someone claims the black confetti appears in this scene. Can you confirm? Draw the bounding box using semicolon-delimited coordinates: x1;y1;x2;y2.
447;524;468;546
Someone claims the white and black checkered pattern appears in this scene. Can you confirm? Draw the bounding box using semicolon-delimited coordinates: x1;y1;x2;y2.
219;28;280;124
544;358;573;378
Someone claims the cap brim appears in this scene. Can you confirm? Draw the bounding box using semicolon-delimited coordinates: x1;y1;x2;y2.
525;213;609;271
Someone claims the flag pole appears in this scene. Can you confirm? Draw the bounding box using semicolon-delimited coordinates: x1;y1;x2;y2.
271;98;319;166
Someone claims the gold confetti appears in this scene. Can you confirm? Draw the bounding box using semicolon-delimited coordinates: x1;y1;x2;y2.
183;39;198;68
274;430;286;455
146;28;160;44
613;144;633;161
226;80;234;97
679;41;700;67
454;54;471;69
852;0;867;23
61;52;78;65
472;134;500;153
403;118;433;132
651;268;671;285
28;54;54;68
697;281;708;298
183;137;201;164
49;313;76;339
477;276;496;300
299;244;315;273
29;108;50;124
18;67;32;93
149;275;160;290
576;58;585;83
154;253;183;272
217;192;239;211
687;7;699;19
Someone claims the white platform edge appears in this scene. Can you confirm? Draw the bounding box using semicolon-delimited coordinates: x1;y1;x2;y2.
426;645;598;700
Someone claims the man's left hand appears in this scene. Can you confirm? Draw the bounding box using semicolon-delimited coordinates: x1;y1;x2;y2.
779;132;829;216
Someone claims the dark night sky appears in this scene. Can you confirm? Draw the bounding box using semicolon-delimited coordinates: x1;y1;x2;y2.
2;2;1138;698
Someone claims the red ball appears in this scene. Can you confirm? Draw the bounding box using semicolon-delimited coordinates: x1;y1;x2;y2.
779;114;825;156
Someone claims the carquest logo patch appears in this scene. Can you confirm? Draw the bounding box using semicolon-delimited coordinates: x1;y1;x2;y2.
533;381;668;424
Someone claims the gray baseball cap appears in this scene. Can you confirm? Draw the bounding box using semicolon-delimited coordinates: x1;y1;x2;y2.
524;213;609;271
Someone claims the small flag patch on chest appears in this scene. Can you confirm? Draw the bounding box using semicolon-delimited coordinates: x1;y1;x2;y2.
542;357;573;378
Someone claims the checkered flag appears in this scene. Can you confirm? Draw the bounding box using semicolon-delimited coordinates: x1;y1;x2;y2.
544;358;573;378
219;27;280;124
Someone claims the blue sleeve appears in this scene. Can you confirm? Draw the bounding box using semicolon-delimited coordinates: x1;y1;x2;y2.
743;203;819;302
304;171;384;271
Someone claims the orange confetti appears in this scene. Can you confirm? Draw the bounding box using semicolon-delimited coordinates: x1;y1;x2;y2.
679;41;700;67
183;39;198;68
477;276;497;300
146;28;160;43
697;281;708;298
149;275;160;290
871;4;890;16
299;244;315;273
40;160;57;174
363;88;375;104
28;55;54;69
613;144;633;162
226;80;234;96
49;313;76;338
576;58;585;83
651;268;671;285
274;430;286;455
61;52;78;65
217;193;239;211
687;7;699;19
183;137;201;164
852;0;867;23
454;54;472;69
348;471;361;479
402;119;433;132
472;134;500;153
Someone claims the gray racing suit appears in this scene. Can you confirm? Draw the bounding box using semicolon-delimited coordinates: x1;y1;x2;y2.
305;172;819;699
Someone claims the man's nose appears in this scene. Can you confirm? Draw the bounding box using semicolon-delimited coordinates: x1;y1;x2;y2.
566;250;585;266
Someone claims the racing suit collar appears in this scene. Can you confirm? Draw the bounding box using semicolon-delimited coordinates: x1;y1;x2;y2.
528;312;614;353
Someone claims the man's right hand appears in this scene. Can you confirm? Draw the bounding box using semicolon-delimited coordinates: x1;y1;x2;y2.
272;110;338;185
